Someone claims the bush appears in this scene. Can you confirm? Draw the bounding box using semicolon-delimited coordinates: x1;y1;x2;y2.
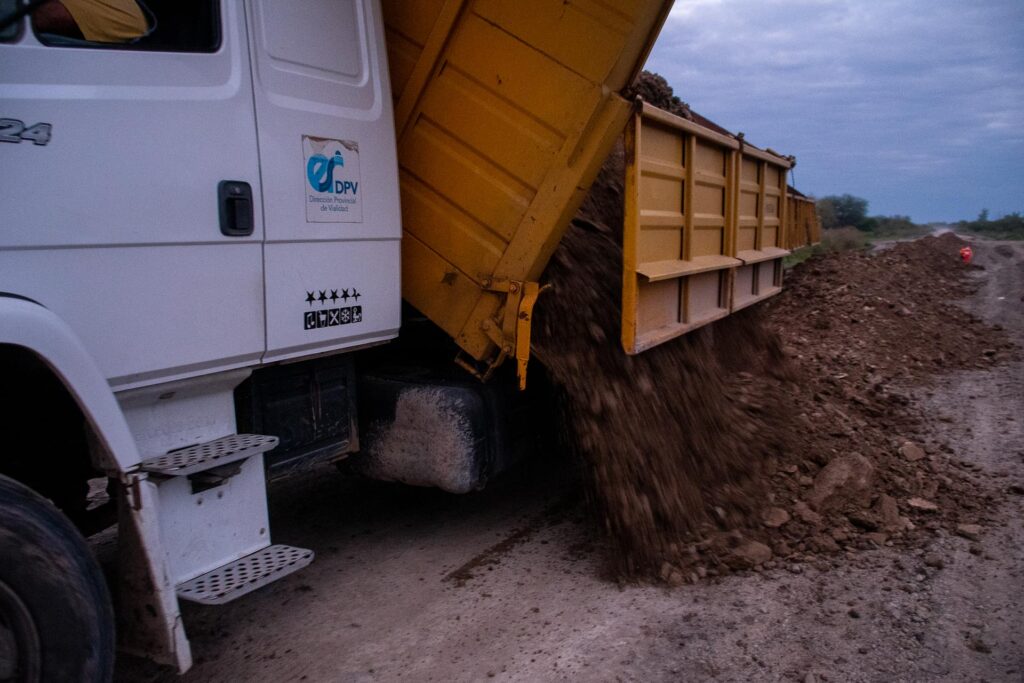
814;227;869;253
816;195;869;230
957;212;1024;240
867;215;930;240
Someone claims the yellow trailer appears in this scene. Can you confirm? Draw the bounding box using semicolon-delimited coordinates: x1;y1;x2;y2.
786;191;823;249
621;101;793;354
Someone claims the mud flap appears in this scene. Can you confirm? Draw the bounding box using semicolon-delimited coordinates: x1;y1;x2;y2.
115;473;192;673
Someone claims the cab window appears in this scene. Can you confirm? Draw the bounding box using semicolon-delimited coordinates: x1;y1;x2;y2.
30;0;220;52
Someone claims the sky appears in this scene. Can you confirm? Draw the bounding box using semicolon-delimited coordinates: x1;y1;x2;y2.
644;0;1024;223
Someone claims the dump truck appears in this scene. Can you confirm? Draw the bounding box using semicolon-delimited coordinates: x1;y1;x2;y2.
0;0;797;678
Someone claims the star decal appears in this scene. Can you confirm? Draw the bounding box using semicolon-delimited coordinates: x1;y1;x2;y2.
305;287;365;309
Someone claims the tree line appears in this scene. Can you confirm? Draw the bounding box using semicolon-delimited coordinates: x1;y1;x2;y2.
814;194;918;235
814;194;1023;239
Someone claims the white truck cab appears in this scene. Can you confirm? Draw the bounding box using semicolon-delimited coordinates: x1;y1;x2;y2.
1;0;401;387
0;1;401;677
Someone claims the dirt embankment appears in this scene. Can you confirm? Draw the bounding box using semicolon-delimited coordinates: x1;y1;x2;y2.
533;73;1017;584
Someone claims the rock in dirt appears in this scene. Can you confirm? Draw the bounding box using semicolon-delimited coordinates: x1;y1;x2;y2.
793;501;823;526
807;453;875;511
864;532;888;546
899;441;926;462
762;507;791;528
809;534;841;553
848;510;880;531
724;540;773;569
955;524;983;541
873;494;910;532
906;497;940;512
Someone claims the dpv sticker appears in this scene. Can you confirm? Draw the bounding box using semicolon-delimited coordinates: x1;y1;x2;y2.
303;135;362;223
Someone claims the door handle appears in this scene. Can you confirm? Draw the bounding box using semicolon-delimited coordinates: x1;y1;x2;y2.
218;181;254;236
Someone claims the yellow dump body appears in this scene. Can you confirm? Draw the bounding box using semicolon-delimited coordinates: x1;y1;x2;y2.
621;102;792;354
785;194;822;249
382;0;673;380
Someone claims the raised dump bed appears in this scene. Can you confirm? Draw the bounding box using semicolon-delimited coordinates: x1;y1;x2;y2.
621;101;793;354
382;0;673;384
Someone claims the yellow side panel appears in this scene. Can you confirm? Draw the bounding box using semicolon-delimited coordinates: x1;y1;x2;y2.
785;195;822;249
383;0;674;365
622;102;793;354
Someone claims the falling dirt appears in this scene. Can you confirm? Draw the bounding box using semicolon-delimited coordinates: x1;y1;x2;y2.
533;217;792;580
532;73;1018;585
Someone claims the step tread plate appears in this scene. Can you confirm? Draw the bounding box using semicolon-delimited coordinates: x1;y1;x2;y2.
176;544;314;605
140;434;279;476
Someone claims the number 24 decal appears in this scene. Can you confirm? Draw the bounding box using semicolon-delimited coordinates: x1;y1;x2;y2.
0;119;52;146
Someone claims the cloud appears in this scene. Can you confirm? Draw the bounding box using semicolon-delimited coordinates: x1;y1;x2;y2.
644;0;1024;221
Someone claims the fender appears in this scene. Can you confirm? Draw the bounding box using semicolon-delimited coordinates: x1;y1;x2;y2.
0;294;190;670
0;294;141;473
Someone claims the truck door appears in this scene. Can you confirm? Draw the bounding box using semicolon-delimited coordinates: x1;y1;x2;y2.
245;0;401;364
0;1;265;390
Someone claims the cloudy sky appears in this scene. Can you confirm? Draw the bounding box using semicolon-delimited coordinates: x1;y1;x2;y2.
645;0;1024;223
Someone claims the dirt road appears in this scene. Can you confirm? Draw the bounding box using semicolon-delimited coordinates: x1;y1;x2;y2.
118;237;1023;682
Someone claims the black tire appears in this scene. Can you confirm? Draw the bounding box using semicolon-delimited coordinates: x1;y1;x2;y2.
0;474;114;682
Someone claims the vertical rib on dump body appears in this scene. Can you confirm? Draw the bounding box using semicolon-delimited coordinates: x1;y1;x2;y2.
382;0;673;378
621;101;793;354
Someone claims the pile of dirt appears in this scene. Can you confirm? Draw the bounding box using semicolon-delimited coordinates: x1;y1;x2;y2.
625;71;693;119
775;236;1017;380
626;70;744;141
533;74;1017;583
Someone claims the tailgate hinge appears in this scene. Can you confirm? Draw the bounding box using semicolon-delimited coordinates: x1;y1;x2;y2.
456;278;549;390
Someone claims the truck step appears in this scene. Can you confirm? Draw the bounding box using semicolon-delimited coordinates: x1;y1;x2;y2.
139;434;279;477
176;544;314;605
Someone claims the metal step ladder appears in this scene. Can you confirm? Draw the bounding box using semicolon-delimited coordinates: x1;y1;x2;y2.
139;434;313;606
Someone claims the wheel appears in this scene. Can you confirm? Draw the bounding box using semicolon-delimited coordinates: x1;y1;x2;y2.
0;474;114;682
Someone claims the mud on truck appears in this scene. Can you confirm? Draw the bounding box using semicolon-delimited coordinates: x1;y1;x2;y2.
0;0;803;678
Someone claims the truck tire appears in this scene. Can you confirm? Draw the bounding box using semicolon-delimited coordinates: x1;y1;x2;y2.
0;474;114;682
